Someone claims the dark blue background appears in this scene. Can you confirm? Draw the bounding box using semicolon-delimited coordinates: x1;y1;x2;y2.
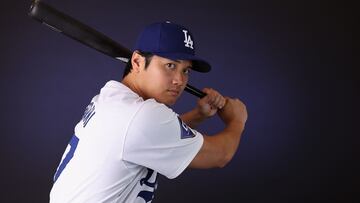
1;0;357;202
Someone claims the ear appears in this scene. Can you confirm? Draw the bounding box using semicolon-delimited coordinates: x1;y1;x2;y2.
131;51;145;73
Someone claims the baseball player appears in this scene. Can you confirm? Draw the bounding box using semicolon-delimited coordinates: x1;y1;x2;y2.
49;21;247;203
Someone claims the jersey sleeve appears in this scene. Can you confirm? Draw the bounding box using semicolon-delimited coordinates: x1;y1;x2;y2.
123;99;203;179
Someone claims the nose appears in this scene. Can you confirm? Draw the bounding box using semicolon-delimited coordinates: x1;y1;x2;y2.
172;71;186;86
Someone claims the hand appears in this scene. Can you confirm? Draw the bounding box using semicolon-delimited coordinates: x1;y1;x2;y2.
196;88;226;118
218;97;247;127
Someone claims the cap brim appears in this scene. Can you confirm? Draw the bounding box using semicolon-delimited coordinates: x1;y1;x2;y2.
152;52;211;73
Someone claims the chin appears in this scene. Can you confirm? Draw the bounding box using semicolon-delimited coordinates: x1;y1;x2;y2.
164;97;179;106
166;100;176;106
153;97;176;106
158;98;175;106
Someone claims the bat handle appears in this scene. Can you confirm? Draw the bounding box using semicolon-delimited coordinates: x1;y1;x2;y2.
185;84;206;98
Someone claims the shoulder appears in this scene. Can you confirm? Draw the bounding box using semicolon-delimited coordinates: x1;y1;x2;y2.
97;80;143;105
134;99;178;125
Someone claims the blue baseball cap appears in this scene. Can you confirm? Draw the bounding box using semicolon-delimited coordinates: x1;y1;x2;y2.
134;21;211;72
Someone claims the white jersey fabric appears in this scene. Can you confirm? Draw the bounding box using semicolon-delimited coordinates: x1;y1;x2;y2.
50;80;203;203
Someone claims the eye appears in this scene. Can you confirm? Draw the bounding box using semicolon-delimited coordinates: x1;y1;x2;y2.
165;63;176;69
183;68;190;75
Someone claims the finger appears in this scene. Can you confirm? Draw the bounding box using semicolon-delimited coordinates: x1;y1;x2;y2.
202;88;226;109
203;91;216;104
210;94;224;109
211;95;222;108
202;88;213;95
198;89;211;101
208;96;219;108
205;96;217;106
220;97;230;109
199;88;213;103
198;96;210;107
214;96;226;109
219;97;226;109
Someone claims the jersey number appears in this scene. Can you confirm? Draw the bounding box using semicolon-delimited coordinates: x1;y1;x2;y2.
137;169;158;202
53;135;79;182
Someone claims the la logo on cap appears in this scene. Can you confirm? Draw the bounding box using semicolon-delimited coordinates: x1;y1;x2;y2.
182;30;194;49
134;21;211;72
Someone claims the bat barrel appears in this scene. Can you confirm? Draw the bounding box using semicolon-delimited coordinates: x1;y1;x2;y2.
29;0;207;98
28;0;131;60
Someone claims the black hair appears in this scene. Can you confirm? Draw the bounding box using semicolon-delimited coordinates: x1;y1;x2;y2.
122;51;154;78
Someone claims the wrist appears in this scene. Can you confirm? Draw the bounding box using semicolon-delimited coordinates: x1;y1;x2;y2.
192;107;208;121
180;108;207;129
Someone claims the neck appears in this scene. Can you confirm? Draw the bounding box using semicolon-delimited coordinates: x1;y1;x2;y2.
122;75;147;99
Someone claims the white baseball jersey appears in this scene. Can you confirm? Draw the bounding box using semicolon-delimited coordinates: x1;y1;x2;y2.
49;80;203;203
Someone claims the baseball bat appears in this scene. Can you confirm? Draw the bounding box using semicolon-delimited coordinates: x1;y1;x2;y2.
28;0;206;98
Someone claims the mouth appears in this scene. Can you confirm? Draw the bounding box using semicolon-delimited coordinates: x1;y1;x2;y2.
167;89;180;97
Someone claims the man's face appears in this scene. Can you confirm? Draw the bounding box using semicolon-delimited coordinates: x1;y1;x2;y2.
137;55;191;105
